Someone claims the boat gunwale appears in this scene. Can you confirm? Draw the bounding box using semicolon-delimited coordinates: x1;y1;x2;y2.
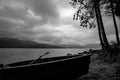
1;54;91;70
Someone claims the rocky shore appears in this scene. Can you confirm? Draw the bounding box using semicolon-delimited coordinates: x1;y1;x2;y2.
77;47;120;80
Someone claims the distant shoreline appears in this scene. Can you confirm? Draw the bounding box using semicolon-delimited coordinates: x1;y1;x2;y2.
0;47;100;49
0;38;101;49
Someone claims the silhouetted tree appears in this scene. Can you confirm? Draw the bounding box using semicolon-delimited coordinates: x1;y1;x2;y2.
110;0;120;45
93;0;105;48
114;0;120;18
70;0;110;48
102;0;120;45
94;0;110;48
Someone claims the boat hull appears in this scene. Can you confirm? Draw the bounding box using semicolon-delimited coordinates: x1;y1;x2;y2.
0;54;91;80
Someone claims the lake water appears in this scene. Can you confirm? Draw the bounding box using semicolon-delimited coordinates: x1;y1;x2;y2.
0;48;92;64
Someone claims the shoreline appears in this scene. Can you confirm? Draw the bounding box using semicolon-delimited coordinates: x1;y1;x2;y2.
77;48;120;80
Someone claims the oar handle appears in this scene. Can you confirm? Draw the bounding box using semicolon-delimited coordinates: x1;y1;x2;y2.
39;52;50;58
28;52;50;65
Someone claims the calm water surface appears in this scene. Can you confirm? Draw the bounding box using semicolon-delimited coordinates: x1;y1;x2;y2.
0;48;91;64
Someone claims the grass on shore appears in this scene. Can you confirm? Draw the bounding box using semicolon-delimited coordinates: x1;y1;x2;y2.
77;45;120;80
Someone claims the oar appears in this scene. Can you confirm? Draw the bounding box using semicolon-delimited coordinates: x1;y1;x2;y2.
28;52;50;65
39;52;50;59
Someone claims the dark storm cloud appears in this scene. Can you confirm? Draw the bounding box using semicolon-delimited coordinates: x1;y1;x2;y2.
27;0;59;18
0;0;59;39
0;6;27;20
0;0;119;45
0;19;28;39
0;19;15;30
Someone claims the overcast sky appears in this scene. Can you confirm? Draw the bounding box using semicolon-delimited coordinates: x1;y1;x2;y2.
0;0;120;45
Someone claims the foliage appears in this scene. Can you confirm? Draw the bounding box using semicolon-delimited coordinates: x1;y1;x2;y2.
70;0;120;47
70;0;96;28
70;0;120;28
100;0;120;18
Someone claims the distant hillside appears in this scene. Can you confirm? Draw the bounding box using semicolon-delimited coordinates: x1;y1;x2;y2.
83;44;101;48
56;44;85;48
0;38;100;48
56;44;100;48
0;38;62;48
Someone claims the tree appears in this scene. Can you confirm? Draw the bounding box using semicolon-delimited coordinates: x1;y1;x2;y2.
101;0;120;45
94;0;110;48
114;0;120;18
70;0;110;48
102;0;120;44
110;0;120;45
93;0;105;48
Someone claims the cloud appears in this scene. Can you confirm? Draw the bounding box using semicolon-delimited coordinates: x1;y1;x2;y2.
103;16;120;35
0;0;59;38
101;16;120;42
32;24;97;44
59;8;75;19
0;0;119;45
27;0;59;18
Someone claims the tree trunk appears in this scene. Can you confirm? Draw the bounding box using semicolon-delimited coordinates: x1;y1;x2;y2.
93;0;105;48
94;0;110;48
110;0;120;45
98;23;105;48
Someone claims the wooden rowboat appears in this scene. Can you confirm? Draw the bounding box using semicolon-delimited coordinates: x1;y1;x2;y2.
0;53;91;80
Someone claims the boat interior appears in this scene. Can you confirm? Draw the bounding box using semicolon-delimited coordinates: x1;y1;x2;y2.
0;53;88;69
